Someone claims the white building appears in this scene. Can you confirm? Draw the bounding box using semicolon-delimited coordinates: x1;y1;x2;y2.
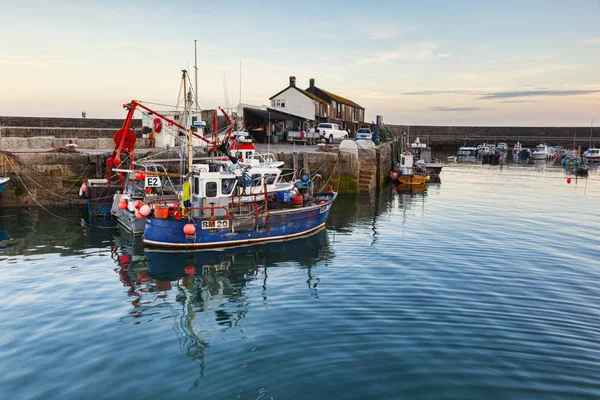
269;76;321;121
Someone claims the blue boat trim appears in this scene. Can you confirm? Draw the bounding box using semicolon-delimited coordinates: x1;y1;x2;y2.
143;222;326;249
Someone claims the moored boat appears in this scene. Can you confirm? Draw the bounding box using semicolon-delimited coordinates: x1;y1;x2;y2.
0;177;10;194
531;144;549;160
512;141;522;159
143;175;337;249
583;148;600;162
390;152;429;186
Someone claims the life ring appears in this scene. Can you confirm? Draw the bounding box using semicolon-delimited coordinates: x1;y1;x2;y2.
153;118;162;133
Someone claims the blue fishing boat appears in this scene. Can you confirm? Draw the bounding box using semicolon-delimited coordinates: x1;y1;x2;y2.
0;177;9;194
143;188;336;249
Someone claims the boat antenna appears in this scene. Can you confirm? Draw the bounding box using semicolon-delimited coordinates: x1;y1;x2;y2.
221;70;230;111
194;40;199;112
239;60;242;106
590;118;594;148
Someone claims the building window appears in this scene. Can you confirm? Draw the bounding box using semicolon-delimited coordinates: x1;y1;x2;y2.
336;102;341;119
280;99;285;108
276;100;281;107
271;100;275;107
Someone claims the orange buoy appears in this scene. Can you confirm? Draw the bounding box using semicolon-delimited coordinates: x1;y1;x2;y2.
567;177;572;184
118;199;127;210
184;265;196;275
135;172;145;180
291;195;303;205
134;200;143;209
139;204;151;216
183;223;196;235
134;210;143;219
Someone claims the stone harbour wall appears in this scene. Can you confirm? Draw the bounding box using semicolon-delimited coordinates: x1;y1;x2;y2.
387;125;598;147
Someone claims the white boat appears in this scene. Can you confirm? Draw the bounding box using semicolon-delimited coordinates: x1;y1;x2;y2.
497;142;508;152
583;148;600;161
457;146;478;163
531;144;549;160
512;141;522;159
0;177;9;194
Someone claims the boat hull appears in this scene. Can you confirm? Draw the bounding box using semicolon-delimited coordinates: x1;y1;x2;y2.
87;184;123;216
0;177;9;194
143;193;337;249
396;174;428;185
116;209;147;234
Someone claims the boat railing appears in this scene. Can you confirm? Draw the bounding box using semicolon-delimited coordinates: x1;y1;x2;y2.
279;168;296;183
187;204;231;219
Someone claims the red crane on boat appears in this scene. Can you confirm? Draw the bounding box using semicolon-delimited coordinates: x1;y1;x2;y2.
106;100;211;186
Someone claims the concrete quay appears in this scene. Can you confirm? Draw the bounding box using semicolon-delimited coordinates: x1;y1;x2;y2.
0;139;399;206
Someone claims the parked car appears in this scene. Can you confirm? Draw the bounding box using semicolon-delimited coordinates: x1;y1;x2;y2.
316;123;348;143
355;128;372;141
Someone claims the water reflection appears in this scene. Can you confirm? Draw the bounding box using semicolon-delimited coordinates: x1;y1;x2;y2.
110;227;332;390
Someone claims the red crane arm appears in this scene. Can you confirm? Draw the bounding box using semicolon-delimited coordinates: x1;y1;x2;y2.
106;100;212;185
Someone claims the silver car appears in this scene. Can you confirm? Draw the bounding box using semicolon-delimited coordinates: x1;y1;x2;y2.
355;128;372;140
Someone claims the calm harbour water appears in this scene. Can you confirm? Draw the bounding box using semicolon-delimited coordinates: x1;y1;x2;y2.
1;164;600;400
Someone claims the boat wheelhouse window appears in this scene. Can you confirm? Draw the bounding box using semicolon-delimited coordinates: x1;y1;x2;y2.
194;177;200;195
245;151;253;159
264;173;278;185
222;178;236;195
401;157;406;166
235;151;243;159
206;182;217;197
251;174;262;186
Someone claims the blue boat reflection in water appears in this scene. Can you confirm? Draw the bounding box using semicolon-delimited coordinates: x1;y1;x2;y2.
0;225;11;249
111;226;332;390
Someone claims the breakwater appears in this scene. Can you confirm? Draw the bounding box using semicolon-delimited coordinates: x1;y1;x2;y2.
387;125;597;147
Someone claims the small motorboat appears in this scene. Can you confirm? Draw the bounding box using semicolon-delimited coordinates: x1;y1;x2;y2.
390;153;429;185
583;148;600;162
512;141;522;159
532;144;549;160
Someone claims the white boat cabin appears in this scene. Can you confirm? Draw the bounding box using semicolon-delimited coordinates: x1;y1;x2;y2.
397;153;415;175
189;163;295;217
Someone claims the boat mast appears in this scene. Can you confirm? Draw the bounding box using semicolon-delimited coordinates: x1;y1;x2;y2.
590;118;594;148
194;40;199;113
184;72;194;176
182;70;189;174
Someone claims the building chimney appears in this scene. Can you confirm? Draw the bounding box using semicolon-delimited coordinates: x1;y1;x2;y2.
289;76;296;87
309;78;315;93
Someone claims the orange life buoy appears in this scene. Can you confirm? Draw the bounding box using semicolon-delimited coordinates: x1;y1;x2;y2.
153;118;162;133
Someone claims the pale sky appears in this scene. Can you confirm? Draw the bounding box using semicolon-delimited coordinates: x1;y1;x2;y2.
1;0;599;126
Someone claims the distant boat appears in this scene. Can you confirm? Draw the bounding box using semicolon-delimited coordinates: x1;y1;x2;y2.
583;148;600;162
497;142;508;152
512;141;522;159
531;144;549;160
0;177;10;194
457;146;478;163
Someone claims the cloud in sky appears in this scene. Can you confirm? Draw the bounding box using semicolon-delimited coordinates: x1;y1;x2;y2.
429;106;487;112
582;37;600;44
404;90;480;96
478;90;600;100
367;41;449;63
